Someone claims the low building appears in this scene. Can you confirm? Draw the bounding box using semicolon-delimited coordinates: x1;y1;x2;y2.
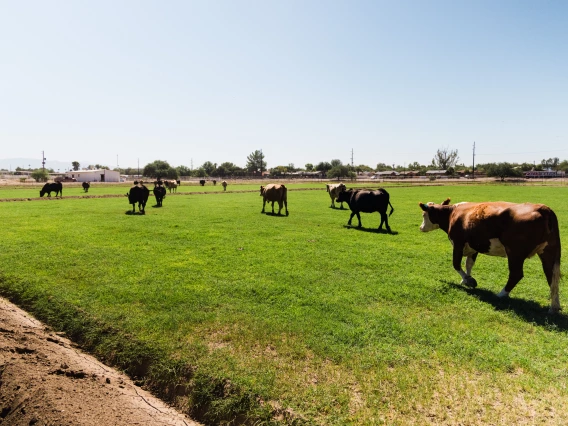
65;169;120;183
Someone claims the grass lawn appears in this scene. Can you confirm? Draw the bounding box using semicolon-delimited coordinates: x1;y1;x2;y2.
1;183;568;425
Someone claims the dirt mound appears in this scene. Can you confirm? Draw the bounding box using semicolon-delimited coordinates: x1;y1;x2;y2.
0;297;200;426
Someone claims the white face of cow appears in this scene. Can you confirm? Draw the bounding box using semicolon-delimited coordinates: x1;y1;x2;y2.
419;202;439;232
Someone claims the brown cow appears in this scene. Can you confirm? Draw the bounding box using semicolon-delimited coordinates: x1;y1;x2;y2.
419;198;561;313
260;184;288;216
222;181;227;191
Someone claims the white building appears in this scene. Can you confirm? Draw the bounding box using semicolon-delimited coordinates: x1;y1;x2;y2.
65;169;120;183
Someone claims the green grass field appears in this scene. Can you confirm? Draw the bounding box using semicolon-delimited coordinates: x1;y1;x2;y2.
1;183;568;425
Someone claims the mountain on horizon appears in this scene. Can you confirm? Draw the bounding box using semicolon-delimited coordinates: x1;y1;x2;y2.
0;158;91;172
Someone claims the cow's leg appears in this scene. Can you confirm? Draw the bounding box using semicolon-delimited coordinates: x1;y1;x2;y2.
497;256;525;298
339;202;343;210
465;252;478;277
262;199;266;213
284;199;288;216
276;201;282;215
347;211;356;226
453;244;477;287
538;249;561;313
379;212;391;233
271;201;275;214
356;212;362;228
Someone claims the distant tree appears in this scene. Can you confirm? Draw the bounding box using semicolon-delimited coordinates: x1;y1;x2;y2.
376;163;392;171
541;157;559;169
143;160;178;180
31;168;49;182
176;165;192;176
432;147;459;170
485;163;522;181
355;164;373;173
72;161;80;171
327;165;355;179
519;162;536;172
193;168;206;178
287;163;298;172
558;160;568;173
216;162;238;177
271;166;289;176
330;159;343;168
315;162;332;174
408;161;422;170
305;163;314;172
246;150;266;173
201;161;217;176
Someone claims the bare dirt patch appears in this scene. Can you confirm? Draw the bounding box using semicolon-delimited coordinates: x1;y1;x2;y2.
0;297;200;426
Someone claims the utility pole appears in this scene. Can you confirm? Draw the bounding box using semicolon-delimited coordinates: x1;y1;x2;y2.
137;158;140;178
42;151;46;171
260;149;263;176
472;142;476;180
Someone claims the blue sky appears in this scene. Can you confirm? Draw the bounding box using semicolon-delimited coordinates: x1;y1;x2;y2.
1;0;567;170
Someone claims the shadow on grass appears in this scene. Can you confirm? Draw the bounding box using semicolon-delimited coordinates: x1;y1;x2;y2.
125;210;146;215
261;212;289;217
441;280;568;330
342;225;398;235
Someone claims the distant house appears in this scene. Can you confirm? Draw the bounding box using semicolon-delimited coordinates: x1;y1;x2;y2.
373;171;399;178
425;170;447;177
65;169;120;183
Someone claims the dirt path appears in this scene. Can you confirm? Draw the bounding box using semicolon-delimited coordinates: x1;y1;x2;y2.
0;297;200;426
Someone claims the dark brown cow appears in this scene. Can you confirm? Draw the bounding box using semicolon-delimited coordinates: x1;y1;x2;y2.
419;199;561;313
222;180;227;191
126;181;150;214
39;182;62;197
260;184;288;216
336;188;394;232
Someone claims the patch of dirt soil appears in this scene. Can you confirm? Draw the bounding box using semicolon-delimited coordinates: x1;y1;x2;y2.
0;297;200;426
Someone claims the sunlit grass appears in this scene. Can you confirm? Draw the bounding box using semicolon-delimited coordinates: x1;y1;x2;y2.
1;184;568;424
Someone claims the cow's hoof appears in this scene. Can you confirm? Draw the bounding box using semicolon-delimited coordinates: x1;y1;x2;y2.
463;277;477;288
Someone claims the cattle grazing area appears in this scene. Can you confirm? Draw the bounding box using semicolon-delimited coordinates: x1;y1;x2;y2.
1;185;568;425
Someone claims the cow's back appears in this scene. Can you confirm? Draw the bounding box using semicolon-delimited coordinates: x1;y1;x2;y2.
352;190;389;212
263;184;286;201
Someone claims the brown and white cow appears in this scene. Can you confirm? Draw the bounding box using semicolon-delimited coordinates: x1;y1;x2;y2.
419;198;561;313
222;181;227;191
326;183;346;209
260;184;288;216
164;180;178;193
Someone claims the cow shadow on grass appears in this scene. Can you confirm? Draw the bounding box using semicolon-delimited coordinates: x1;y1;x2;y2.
342;225;398;235
262;212;288;217
125;210;146;215
440;280;568;330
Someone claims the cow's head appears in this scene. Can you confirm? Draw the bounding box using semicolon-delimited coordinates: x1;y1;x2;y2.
259;185;265;196
418;198;451;232
336;188;353;203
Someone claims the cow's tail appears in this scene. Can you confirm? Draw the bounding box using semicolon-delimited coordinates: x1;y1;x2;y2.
379;188;395;216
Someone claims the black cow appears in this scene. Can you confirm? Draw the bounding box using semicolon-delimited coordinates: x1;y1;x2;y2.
126;181;150;214
39;182;63;197
82;182;90;193
199;179;206;186
336;188;394;232
153;181;167;207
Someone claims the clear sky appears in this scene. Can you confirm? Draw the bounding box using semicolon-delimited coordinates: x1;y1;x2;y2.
1;0;567;170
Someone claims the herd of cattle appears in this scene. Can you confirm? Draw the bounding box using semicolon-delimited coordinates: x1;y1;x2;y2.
38;180;563;313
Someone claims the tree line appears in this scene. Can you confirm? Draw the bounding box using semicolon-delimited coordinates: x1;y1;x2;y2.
10;148;568;182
